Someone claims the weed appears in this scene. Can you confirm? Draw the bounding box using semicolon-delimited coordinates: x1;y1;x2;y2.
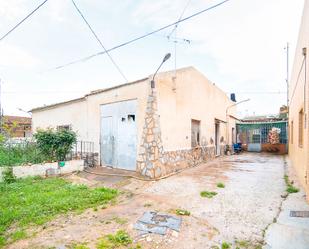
97;230;132;249
0;177;117;247
286;185;299;193
284;175;299;193
143;203;152;207
217;182;225;188
175;209;191;216
200;191;217;198
221;242;230;249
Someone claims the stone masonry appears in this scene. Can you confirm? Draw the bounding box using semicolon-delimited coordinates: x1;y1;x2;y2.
137;86;216;179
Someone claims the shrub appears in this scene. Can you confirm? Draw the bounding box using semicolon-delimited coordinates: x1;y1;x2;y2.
35;128;77;161
0;142;49;167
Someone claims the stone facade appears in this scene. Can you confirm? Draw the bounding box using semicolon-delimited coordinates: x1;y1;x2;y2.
137;87;217;179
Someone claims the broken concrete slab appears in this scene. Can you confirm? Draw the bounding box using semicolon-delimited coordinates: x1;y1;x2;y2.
134;211;182;235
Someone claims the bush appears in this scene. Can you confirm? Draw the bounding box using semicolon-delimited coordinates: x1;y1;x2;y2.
35;128;77;161
0;143;47;167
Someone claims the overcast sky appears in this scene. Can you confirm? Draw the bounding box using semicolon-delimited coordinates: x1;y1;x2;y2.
0;0;305;117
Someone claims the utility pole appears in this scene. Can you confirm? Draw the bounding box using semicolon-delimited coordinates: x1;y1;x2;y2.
286;42;289;109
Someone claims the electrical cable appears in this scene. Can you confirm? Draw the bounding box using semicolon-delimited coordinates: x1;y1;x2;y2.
0;0;49;42
71;0;128;82
50;0;231;71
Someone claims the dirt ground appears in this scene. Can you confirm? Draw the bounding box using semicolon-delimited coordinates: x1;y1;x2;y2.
8;153;287;249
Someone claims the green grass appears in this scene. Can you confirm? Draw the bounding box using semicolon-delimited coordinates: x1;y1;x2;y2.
175;209;191;216
0;177;118;247
96;230;132;249
217;182;225;188
0;144;51;167
200;191;217;198
284;174;299;194
221;242;230;249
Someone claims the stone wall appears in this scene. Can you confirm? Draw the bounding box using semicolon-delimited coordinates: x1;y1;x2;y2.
136;88;217;178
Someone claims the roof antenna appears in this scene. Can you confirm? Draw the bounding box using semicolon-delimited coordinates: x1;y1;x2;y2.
167;0;192;91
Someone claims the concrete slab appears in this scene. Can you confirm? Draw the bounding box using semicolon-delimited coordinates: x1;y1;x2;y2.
264;190;309;249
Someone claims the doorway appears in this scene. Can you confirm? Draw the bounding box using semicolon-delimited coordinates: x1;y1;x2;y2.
100;99;137;170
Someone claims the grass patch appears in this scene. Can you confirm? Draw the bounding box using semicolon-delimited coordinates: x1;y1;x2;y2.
96;230;132;249
175;209;191;216
200;191;217;198
0;177;118;247
284;175;299;194
217;182;225;188
221;242;230;249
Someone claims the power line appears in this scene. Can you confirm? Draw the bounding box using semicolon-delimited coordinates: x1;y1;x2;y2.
50;0;231;71
167;0;192;38
71;0;128;82
0;0;49;42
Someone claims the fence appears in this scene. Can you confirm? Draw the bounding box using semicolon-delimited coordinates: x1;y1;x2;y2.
68;141;96;167
2;139;96;167
237;121;288;144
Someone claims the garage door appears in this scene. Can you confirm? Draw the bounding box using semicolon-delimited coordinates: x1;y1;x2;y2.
100;100;137;170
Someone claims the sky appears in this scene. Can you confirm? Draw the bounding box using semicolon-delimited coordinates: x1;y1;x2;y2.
0;0;305;118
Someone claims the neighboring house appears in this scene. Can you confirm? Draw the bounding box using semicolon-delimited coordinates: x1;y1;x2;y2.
237;117;288;154
288;0;309;201
1;115;32;138
31;67;236;178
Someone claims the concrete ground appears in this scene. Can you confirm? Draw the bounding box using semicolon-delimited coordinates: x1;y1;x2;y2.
8;153;308;249
263;160;309;249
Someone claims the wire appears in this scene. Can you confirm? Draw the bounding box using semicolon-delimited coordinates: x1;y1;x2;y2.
0;0;49;42
70;0;128;82
50;0;231;71
167;0;192;38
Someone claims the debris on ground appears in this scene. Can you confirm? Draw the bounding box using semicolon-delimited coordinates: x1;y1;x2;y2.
134;211;182;235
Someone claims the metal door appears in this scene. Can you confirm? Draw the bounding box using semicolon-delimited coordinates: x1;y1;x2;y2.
100;100;137;170
100;116;114;166
215;123;220;156
247;129;262;152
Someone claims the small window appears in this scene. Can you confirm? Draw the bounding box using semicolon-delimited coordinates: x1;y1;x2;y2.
121;117;126;122
299;109;304;147
57;125;71;131
128;114;135;122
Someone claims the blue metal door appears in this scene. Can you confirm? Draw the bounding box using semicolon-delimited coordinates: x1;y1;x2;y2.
100;100;137;170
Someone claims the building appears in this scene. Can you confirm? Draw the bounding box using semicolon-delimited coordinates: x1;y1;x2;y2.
288;0;309;201
1;115;32;138
237;117;288;154
31;67;236;178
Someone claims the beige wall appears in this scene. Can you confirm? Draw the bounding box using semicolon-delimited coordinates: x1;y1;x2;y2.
156;67;236;151
32;81;149;156
288;0;309;201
